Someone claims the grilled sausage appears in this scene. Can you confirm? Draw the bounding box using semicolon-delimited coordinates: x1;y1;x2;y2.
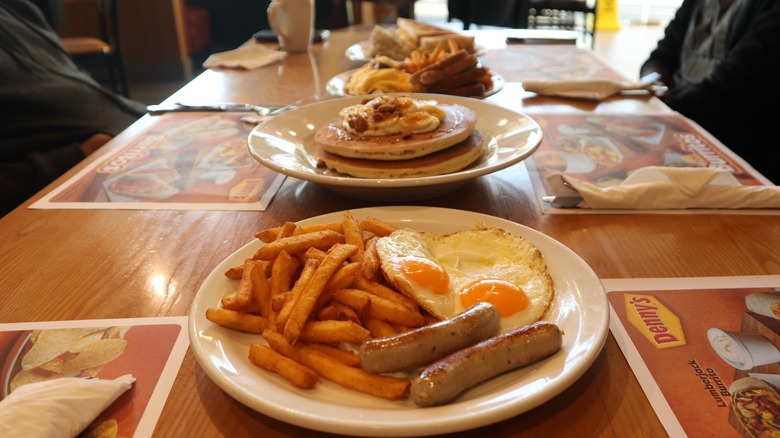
411;321;563;407
358;302;500;374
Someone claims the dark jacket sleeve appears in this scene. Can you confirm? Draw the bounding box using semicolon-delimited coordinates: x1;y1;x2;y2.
640;0;700;78
639;0;780;183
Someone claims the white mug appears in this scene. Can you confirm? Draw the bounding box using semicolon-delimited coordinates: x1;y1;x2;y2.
267;0;314;52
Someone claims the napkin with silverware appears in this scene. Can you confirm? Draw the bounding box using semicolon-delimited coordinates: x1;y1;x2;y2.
0;374;135;438
203;43;286;70
545;167;780;209
522;78;654;101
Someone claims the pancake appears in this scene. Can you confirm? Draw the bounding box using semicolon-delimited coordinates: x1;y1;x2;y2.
314;103;476;161
317;130;485;178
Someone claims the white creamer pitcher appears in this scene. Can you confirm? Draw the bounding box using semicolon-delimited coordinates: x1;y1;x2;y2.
267;0;314;52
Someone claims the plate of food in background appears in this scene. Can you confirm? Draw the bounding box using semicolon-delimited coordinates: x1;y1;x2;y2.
246;93;542;200
327;53;505;98
346;17;483;62
337;34;500;98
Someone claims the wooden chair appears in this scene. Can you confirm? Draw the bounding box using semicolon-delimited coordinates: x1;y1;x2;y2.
527;0;597;47
60;0;129;96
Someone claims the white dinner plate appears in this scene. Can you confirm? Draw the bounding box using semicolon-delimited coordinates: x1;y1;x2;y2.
325;69;505;99
345;41;487;62
188;206;609;437
247;93;542;201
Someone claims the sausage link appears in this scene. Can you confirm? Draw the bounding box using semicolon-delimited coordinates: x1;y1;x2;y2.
358;302;500;373
411;322;563;407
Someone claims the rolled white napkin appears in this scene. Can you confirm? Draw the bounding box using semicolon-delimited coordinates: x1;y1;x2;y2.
522;78;652;100
203;43;286;70
545;166;780;209
0;374;135;438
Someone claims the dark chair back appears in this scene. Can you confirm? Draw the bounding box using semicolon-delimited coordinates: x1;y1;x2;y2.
447;0;527;29
528;0;597;47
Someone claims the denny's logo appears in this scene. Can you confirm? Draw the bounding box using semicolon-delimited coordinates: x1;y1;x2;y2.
624;294;686;349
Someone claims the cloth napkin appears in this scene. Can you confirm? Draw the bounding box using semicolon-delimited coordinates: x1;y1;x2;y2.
546;166;780;209
522;78;652;100
0;374;135;438
203;43;286;70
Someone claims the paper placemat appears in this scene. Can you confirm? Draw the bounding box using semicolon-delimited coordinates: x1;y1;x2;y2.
32;113;285;211
524;112;777;214
0;317;189;437
605;275;780;438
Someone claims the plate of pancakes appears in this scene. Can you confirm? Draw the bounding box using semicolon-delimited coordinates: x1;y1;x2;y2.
247;93;542;200
188;206;609;436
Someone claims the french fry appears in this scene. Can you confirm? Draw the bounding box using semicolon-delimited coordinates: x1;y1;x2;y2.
341;211;365;262
299;320;371;344
295;344;410;401
270;250;299;297
304;343;361;367
325;261;361;292
221;292;261;314
353;276;419;310
256;222;343;243
363;315;400;339
272;290;291;312
235;259;262;308
304;247;328;261
251;261;273;319
206;308;268;333
284;244;359;344
359;217;397;237
317;303;361;323
430;41;444;62
253;230;346;260
360;236;380;280
276;221;298;240
249;343;318;389
220;292;243;311
333;288;425;327
224;265;243;280
263;329;297;357
276;258;320;332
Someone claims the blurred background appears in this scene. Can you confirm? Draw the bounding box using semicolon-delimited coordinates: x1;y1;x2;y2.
48;0;682;104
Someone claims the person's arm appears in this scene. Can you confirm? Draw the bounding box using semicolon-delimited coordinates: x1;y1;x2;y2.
639;0;701;87
662;0;780;125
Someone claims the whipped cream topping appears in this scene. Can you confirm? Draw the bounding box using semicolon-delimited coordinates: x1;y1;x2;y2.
339;96;446;137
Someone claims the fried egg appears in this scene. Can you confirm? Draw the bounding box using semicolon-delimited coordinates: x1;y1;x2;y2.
376;226;554;332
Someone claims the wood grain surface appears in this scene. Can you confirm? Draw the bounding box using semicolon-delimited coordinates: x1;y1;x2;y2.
1;27;779;438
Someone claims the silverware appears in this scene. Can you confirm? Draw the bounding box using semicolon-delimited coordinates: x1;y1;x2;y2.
146;101;288;115
542;179;582;207
542;195;583;208
237;101;301;124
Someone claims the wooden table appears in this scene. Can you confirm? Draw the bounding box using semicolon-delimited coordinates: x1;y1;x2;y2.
1;28;778;438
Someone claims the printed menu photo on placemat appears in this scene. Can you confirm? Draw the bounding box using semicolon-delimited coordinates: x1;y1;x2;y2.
525;112;775;214
0;317;189;437
31;113;285;211
604;276;780;438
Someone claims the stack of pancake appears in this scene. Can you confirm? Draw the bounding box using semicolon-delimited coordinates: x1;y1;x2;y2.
315;96;485;178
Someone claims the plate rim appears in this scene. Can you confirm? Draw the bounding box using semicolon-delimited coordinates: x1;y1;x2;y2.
246;93;542;189
188;206;609;436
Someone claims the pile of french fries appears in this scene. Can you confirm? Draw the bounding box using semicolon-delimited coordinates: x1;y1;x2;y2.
206;212;430;400
397;40;461;74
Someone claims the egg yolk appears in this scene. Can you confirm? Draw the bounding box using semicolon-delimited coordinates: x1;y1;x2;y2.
459;279;529;317
390;256;450;295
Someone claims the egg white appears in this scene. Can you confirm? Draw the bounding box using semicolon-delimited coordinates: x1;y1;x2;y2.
376;226;554;332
